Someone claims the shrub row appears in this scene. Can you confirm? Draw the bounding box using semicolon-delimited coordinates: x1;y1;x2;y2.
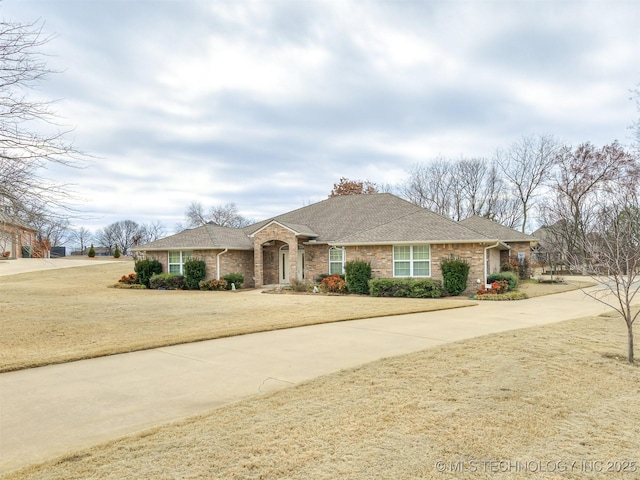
474;292;528;301
369;278;444;298
150;273;185;290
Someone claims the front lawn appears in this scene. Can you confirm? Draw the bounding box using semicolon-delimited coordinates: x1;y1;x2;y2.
0;263;475;372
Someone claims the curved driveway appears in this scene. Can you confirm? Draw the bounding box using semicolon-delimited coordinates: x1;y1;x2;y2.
0;264;613;475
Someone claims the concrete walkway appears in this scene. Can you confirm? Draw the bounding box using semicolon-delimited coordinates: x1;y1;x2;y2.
0;283;613;475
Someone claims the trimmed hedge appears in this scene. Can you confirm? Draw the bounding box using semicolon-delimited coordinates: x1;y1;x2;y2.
487;271;519;291
183;258;206;290
345;260;372;295
149;273;185;290
134;259;163;288
440;255;470;296
369;278;444;298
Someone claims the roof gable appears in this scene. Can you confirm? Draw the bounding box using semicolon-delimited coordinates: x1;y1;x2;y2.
249;220;318;238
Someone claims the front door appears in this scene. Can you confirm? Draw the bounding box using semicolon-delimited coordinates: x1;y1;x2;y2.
279;247;305;284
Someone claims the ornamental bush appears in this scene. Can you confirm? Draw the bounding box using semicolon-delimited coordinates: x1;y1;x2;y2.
345;260;372;295
134;259;163;288
88;244;95;258
440;255;470;296
320;274;348;293
487;271;518;291
118;273;137;285
223;273;244;290
183;258;206;290
369;278;444;298
149;273;185;290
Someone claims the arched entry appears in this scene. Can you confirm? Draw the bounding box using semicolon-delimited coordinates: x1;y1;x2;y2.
279;244;304;284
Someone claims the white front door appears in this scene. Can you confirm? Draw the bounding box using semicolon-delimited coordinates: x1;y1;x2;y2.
279;248;305;284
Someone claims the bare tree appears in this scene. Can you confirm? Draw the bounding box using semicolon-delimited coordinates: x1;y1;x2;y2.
95;220;142;255
0;17;82;217
542;142;640;268
71;227;93;253
402;159;453;216
139;221;166;243
577;193;640;363
496;134;560;233
403;157;514;223
184;201;251;228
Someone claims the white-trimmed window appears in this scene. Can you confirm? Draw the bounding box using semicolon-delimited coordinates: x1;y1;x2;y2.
168;250;193;274
393;245;430;277
329;246;345;275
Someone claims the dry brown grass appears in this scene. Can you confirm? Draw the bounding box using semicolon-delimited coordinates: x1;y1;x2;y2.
0;262;476;372
5;312;639;480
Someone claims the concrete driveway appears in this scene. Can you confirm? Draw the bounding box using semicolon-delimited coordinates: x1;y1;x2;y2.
0;276;613;475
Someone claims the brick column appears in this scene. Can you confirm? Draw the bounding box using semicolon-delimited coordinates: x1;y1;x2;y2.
254;242;263;288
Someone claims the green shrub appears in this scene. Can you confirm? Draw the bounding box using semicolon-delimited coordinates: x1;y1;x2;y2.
320;274;348;293
369;278;444;298
487;271;518;291
199;279;228;291
149;273;185;290
223;273;244;290
345;260;372;295
88;244;95;258
440;255;470;296
500;262;513;272
183;258;206;290
113;244;121;258
134;259;163;288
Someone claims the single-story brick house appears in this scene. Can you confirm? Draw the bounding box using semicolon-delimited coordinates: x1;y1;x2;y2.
0;208;38;259
133;194;536;293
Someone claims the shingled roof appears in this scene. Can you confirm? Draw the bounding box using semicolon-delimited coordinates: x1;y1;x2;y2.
138;223;254;251
459;215;536;243
136;194;505;251
245;193;492;244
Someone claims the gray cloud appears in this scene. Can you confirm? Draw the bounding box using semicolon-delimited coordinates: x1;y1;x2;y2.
3;0;638;234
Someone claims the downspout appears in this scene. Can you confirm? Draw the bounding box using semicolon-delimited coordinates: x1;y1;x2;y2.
483;242;500;287
216;248;228;280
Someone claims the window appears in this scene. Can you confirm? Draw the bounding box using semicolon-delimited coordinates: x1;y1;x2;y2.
168;250;193;274
329;247;345;275
393;245;430;277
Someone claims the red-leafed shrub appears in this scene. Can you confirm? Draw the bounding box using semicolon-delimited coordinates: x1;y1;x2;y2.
118;273;138;284
476;280;509;295
320;274;348;294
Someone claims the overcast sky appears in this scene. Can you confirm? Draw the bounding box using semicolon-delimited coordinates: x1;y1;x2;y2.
3;0;639;234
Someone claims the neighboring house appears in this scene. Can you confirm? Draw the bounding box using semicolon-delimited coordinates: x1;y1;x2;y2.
134;194;536;293
459;215;537;275
0;208;38;259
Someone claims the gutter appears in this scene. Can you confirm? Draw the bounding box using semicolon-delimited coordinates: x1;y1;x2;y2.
483;241;501;287
216;248;228;280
